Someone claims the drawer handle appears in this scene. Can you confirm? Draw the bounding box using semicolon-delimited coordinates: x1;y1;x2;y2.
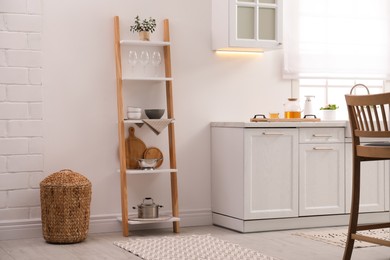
312;134;333;138
313;147;334;150
263;132;285;136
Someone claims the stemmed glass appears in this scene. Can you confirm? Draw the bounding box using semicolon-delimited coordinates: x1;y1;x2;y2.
128;50;138;73
151;51;162;76
140;50;150;75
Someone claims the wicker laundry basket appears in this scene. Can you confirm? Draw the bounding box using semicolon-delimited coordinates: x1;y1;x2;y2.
40;169;92;244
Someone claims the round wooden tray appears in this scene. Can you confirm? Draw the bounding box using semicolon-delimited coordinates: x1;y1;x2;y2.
143;147;163;168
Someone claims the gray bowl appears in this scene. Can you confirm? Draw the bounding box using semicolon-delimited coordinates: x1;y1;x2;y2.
145;109;165;119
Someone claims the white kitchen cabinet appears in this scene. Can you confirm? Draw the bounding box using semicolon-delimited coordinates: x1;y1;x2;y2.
212;0;283;52
299;128;345;216
299;144;345;216
244;128;298;219
211;127;298;221
211;122;389;233
345;142;388;213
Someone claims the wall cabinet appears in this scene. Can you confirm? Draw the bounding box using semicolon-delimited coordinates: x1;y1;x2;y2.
211;123;389;233
212;0;283;52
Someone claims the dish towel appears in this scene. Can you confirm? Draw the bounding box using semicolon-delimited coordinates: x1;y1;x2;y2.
142;119;173;135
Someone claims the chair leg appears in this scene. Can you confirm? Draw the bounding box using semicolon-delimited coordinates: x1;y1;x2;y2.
343;159;361;260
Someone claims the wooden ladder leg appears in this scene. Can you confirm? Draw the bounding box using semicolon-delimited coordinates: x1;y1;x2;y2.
343;158;361;260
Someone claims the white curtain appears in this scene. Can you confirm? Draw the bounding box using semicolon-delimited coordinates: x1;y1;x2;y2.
283;0;390;79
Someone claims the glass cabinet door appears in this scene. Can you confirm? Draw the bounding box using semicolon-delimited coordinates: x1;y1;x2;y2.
230;0;282;48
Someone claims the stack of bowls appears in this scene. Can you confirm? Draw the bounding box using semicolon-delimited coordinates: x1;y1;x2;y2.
127;107;141;120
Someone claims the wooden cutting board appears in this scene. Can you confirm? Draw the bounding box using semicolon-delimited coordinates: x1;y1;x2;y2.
126;127;146;169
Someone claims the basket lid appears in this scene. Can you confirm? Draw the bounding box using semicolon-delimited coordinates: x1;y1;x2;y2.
40;169;91;187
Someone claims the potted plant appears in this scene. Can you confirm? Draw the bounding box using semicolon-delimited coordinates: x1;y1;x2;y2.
130;15;157;41
320;104;338;120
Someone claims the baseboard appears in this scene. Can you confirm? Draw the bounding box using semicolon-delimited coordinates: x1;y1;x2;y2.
0;209;213;241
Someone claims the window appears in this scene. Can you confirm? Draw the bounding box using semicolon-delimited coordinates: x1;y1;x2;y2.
283;0;390;79
299;79;384;119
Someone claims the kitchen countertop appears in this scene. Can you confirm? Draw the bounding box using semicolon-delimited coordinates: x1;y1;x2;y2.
211;120;348;128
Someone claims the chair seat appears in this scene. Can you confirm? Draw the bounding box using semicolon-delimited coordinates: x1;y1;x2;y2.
357;143;390;158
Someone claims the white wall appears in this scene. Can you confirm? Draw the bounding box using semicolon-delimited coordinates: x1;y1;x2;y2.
0;0;43;227
1;0;291;238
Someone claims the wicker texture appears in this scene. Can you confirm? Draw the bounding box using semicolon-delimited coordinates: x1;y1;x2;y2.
40;169;92;244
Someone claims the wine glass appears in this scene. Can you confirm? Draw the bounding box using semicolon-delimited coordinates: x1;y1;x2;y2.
151;51;162;76
139;50;150;75
128;50;138;73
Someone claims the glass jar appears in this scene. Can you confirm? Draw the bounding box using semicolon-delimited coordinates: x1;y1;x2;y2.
284;98;301;119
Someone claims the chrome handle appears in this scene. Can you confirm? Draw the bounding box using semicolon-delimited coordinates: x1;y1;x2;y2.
313;147;334;150
263;132;285;135
312;134;333;138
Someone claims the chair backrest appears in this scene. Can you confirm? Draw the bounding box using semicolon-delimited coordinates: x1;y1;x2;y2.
345;92;390;138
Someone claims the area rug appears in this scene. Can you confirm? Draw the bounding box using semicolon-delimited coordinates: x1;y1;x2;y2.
114;234;279;260
293;228;390;248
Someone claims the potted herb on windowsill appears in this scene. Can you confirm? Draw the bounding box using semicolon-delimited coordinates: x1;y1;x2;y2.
130;15;156;41
320;104;339;120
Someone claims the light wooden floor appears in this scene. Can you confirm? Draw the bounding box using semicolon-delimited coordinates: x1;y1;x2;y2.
0;225;389;260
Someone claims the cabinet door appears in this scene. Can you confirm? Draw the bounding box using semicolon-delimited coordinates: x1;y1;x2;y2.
345;143;386;213
229;0;283;49
299;143;345;216
244;128;298;219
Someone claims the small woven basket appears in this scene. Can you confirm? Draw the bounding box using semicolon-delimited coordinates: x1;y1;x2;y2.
40;169;92;244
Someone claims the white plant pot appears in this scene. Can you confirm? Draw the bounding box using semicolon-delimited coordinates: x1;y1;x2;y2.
322;110;336;120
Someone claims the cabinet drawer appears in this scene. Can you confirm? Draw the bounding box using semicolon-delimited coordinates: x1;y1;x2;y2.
299;128;344;143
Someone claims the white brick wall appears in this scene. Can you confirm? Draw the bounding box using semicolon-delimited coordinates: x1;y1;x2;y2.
8;120;43;136
8;155;43;172
0;32;28;49
0;85;5;101
8;189;40;207
6;50;42;68
0;0;43;221
0;157;6;173
0;103;29;119
3;14;42;32
0;0;27;14
0;138;29;154
0;208;30;221
29;103;42;119
0;173;30;190
7;85;43;101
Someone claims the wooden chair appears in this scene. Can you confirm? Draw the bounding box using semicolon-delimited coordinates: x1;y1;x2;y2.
344;86;390;259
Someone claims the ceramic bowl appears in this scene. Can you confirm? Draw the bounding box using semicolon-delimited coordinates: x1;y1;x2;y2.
127;111;141;120
145;109;165;119
127;106;141;112
138;158;162;169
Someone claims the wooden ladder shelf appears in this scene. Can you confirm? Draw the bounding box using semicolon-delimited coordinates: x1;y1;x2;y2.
113;16;180;236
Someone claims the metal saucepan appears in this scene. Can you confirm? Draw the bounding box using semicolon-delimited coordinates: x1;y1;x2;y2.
132;197;163;219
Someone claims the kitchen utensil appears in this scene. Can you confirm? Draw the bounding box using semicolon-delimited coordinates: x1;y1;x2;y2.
284;98;301;118
132;197;163;219
151;51;162;76
138;158;162;170
145;109;165;119
128;50;138;72
140;50;150;74
127;112;141;119
251;114;320;122
269;112;279;119
127;106;141;112
126;127;146;169
143;147;163;168
303;95;315;118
